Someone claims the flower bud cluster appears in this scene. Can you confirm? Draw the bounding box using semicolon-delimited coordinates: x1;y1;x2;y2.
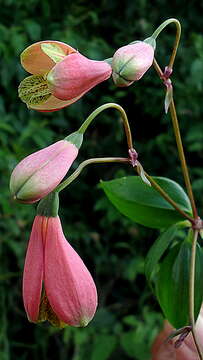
10;118;99;327
10;132;97;327
13;33;155;329
18;39;154;111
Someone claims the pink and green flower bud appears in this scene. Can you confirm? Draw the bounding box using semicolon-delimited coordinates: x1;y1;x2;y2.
10;132;83;203
112;42;154;87
18;41;112;111
23;207;98;327
46;52;112;101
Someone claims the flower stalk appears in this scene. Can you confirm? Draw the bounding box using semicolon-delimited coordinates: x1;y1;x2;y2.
55;157;130;193
153;58;198;219
78;103;133;150
150;18;181;69
153;21;201;359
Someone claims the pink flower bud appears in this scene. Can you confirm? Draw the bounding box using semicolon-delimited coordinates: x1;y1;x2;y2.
19;41;112;111
46;52;112;101
23;215;97;327
112;42;154;87
10;132;82;203
151;308;203;359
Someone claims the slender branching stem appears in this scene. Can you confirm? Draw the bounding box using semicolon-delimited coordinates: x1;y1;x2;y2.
153;20;202;358
78;103;133;150
151;18;181;69
55;157;130;193
169;99;198;218
153;58;198;219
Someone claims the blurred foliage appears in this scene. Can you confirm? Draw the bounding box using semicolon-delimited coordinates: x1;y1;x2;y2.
1;0;203;359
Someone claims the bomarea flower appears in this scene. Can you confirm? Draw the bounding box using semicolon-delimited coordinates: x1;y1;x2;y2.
18;40;112;111
112;41;154;87
10;132;83;203
151;307;203;359
23;215;98;327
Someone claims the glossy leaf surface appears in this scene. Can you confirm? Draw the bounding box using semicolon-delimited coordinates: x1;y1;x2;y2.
100;176;192;228
145;224;179;282
156;241;203;328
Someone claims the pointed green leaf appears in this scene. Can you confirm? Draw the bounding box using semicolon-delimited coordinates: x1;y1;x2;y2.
100;176;192;229
145;224;178;282
156;241;203;328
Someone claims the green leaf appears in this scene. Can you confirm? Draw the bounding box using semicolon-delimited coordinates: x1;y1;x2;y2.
156;241;203;328
91;335;116;360
100;176;192;229
145;224;178;282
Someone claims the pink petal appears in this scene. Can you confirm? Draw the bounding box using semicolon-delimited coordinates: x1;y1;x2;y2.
23;216;45;322
44;217;98;327
151;309;203;360
47;53;112;100
21;41;76;75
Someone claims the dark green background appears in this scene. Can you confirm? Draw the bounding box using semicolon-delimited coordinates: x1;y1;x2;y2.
1;0;203;359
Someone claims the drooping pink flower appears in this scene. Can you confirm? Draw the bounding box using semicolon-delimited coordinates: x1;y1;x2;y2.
10;132;82;203
47;52;112;101
23;215;98;327
151;308;203;359
112;42;154;87
18;40;112;111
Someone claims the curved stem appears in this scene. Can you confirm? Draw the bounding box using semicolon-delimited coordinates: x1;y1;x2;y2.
153;58;198;219
189;230;203;359
142;171;194;223
151;18;181;69
55;157;130;193
153;58;163;77
78;103;133;150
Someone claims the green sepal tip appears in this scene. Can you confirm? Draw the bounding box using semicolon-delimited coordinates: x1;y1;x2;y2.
144;37;156;50
37;192;59;217
64;131;83;149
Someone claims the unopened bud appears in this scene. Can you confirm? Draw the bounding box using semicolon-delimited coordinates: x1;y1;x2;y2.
112;42;154;87
10;132;82;203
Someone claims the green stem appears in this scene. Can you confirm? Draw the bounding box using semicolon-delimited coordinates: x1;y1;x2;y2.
78;103;133;150
142;171;194;223
169;99;198;218
153;58;198;219
153;58;163;76
55;157;130;193
189;230;203;360
151;18;181;69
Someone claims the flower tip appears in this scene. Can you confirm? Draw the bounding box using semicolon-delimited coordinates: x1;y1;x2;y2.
79;316;91;327
112;71;134;87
